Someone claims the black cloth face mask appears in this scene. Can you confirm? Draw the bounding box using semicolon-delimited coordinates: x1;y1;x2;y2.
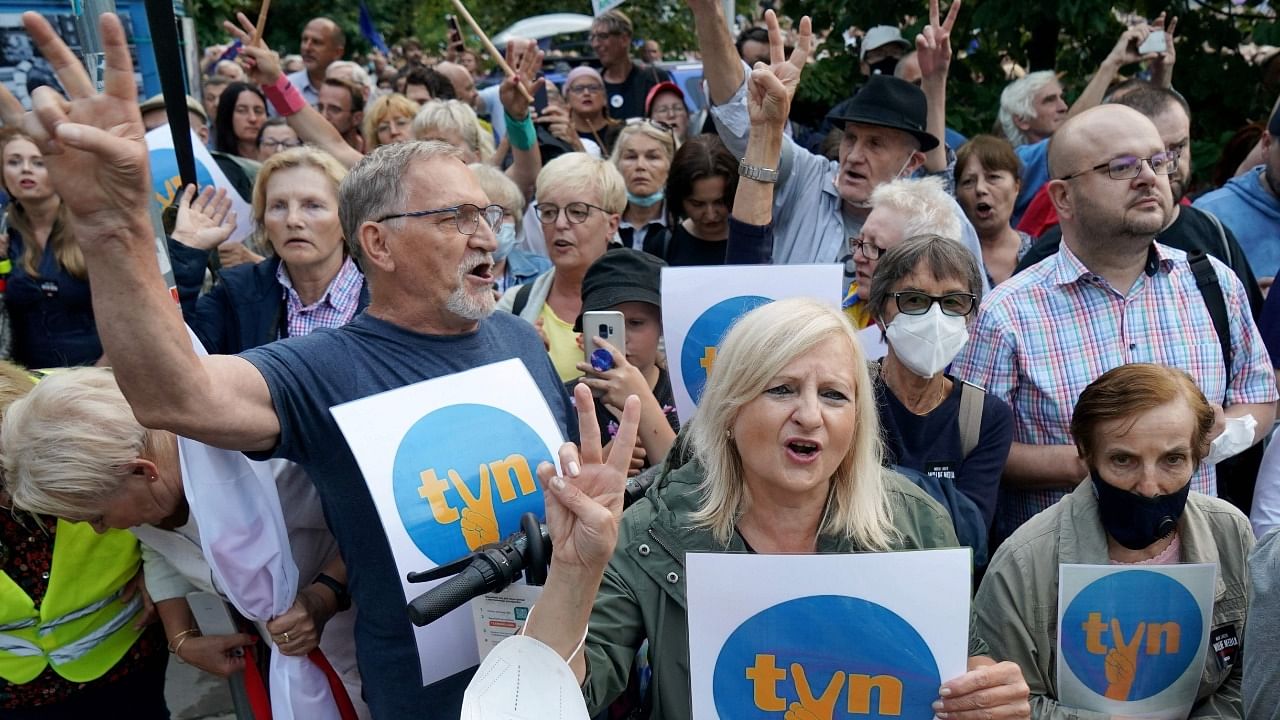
1091;468;1191;550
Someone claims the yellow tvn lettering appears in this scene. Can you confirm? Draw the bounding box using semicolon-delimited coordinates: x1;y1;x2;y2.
745;653;903;715
417;454;538;550
700;346;717;374
1083;613;1181;655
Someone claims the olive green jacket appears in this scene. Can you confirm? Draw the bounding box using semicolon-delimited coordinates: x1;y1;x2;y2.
975;480;1251;719
581;460;989;718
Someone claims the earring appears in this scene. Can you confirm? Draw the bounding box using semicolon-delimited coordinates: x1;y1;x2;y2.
726;429;733;441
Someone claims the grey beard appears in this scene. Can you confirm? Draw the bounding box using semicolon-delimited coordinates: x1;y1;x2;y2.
446;282;495;321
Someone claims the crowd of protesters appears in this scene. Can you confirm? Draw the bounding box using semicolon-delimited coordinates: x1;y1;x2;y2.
0;0;1279;717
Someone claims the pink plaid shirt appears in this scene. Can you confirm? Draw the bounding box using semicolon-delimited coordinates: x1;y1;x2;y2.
276;256;363;338
952;241;1277;537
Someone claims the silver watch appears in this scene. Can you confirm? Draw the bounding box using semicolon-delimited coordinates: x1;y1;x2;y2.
738;158;779;183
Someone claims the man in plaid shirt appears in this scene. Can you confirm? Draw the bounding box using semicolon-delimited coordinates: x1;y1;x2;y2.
953;104;1278;541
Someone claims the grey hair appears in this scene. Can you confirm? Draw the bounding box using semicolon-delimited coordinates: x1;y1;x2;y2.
2;367;161;521
869;175;961;240
411;99;495;161
687;298;896;550
867;234;984;320
338;140;464;262
998;70;1058;147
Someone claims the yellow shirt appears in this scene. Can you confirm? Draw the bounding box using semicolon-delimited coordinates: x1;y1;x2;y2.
540;302;582;383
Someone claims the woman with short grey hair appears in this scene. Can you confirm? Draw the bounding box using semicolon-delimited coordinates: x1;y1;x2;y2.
867;234;1014;565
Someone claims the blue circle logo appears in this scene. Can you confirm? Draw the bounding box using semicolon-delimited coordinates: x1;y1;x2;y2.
713;595;940;718
391;404;552;564
148;148;217;209
1061;570;1203;702
680;295;771;404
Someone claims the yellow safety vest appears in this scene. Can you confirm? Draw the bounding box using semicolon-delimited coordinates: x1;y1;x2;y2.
0;519;144;684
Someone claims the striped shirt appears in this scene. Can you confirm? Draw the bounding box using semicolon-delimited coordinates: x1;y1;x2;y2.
276;256;363;339
952;241;1277;537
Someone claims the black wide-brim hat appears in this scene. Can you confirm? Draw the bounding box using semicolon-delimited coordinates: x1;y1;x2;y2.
828;74;939;152
572;248;667;332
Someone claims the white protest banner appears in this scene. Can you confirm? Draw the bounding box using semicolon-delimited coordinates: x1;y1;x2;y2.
330;359;564;685
1056;564;1216;718
661;264;843;422
145;126;254;244
687;549;970;719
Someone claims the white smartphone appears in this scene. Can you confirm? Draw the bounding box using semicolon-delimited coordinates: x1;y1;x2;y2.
583;311;626;371
1138;30;1166;55
187;591;244;656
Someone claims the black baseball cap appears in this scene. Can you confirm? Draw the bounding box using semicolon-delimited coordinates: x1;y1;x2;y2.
573;248;666;331
828;74;939;152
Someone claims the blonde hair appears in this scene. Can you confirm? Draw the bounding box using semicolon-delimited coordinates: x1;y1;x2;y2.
469;163;525;233
535;152;627;215
608;121;678;169
688;298;896;549
251;146;348;237
2;367;163;521
362;92;421;150
869;175;962;240
412;99;495;161
0;130;84;280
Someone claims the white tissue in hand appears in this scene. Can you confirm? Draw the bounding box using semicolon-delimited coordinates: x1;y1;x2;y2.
1205;415;1258;466
461;634;590;720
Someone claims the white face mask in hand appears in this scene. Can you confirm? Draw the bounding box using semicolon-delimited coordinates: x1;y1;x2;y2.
885;304;970;378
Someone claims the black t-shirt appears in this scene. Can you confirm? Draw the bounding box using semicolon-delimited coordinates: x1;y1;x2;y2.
575;122;622;157
604;63;672;121
874;375;1013;531
658;222;728;266
1014;205;1264;318
565;365;680;468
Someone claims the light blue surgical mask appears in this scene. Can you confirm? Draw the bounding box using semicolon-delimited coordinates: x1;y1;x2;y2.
495;223;518;262
627;189;665;208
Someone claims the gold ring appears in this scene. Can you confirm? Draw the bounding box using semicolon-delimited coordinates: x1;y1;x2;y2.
280;631;290;644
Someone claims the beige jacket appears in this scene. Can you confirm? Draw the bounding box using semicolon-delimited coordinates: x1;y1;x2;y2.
975;481;1251;719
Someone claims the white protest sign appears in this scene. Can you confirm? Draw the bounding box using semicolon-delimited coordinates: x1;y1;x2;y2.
1056;564;1216;718
330;359;564;685
661;264;843;422
145;126;254;244
687;549;970;719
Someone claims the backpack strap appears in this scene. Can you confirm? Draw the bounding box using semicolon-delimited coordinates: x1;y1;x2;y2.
512;281;535;317
958;380;985;458
1202;208;1232;269
1188;250;1233;390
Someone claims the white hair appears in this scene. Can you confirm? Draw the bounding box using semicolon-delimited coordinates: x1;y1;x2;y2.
998;70;1058;147
412;99;495;161
869;176;962;240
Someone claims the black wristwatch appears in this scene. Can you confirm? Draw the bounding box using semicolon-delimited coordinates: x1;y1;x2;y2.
312;573;352;612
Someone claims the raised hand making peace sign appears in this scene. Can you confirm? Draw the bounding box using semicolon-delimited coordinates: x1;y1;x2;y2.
746;10;812;130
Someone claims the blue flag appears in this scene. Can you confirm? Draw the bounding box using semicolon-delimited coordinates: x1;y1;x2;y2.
359;0;390;55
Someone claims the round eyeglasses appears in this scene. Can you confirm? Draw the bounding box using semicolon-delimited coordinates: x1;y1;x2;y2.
377;203;504;235
535;202;608;225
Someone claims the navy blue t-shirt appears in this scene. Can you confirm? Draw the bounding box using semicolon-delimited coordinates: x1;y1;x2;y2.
875;375;1013;530
241;311;576;718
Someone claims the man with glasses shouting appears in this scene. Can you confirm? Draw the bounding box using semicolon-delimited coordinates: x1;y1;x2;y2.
0;13;574;718
951;104;1277;544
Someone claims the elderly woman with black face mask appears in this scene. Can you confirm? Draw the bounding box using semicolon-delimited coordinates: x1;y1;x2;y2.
975;363;1252;719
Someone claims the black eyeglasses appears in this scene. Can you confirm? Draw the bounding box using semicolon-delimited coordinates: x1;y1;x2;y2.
260;138;302;150
567;83;603;95
588;31;623;42
850;238;884;260
535;202;607;225
377;203;504;235
893;291;977;317
1057;150;1180;182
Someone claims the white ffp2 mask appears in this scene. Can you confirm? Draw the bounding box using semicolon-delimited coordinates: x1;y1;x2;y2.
885;304;969;378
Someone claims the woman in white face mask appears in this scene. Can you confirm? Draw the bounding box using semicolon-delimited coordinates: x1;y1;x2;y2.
867;234;1014;565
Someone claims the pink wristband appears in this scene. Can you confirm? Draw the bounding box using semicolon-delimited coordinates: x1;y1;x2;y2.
263;74;307;117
